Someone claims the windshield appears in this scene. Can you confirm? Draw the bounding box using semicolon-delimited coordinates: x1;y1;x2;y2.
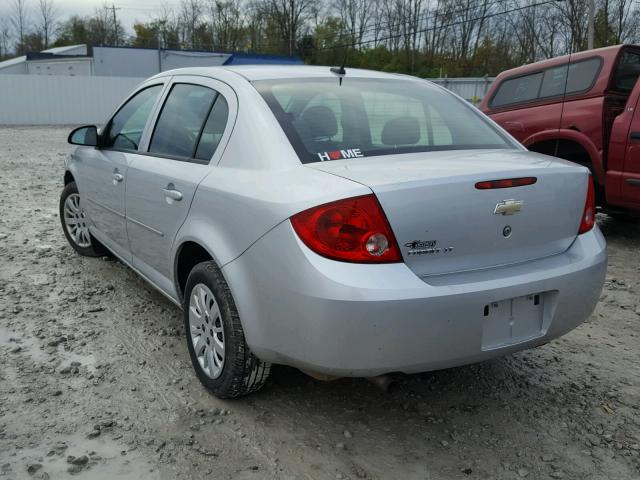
255;77;514;164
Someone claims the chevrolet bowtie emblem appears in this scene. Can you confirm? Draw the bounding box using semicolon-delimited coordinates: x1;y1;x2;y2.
494;199;523;215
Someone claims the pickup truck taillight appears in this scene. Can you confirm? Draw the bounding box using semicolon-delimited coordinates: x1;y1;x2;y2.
578;175;596;234
291;194;402;263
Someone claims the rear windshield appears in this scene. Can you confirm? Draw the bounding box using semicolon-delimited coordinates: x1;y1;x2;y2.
612;50;640;93
255;78;513;164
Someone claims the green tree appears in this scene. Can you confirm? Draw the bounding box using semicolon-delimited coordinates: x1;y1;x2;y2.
20;31;46;53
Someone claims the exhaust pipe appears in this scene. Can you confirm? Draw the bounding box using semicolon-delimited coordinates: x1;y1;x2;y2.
367;375;396;392
301;370;340;382
300;370;397;392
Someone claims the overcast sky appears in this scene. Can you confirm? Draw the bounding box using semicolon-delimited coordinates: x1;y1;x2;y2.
1;1;176;34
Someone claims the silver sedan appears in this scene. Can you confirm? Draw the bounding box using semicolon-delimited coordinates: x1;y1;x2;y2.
60;66;607;398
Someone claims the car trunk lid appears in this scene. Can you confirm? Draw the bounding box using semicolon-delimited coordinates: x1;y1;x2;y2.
307;149;589;277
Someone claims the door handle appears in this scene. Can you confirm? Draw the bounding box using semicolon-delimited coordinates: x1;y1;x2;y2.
113;172;124;182
630;132;640;142
625;178;640;187
162;188;183;201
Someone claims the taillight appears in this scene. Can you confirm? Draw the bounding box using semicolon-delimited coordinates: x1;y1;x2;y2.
290;194;402;263
475;177;537;189
578;174;596;234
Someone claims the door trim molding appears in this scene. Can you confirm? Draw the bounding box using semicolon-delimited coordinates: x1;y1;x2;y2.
88;195;165;236
127;216;165;237
86;196;125;218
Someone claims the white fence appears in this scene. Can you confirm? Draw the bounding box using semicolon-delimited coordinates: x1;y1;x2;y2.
0;74;144;125
428;77;495;104
0;74;496;126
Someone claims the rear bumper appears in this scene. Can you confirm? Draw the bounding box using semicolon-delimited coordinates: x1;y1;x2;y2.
223;222;607;377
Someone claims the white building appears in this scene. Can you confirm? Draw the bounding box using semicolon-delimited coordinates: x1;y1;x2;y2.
0;44;90;75
0;44;303;125
0;44;301;78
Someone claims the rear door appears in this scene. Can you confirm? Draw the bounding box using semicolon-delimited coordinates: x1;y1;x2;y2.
79;83;165;260
125;76;236;294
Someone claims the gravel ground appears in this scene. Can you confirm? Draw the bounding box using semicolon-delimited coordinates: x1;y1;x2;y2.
1;126;639;480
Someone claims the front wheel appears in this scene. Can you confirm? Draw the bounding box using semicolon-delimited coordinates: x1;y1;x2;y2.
59;181;107;257
184;261;271;398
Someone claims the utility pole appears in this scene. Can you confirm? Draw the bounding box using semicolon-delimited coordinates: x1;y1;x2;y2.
587;0;595;50
157;20;166;74
110;3;121;46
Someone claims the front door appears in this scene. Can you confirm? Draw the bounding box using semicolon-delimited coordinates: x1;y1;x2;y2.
80;84;164;260
125;77;234;296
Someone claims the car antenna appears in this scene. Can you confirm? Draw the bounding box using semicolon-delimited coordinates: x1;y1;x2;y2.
330;59;347;86
330;64;346;82
330;36;349;85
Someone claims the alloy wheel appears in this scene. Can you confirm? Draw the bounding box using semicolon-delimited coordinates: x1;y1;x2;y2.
188;283;225;379
63;193;91;248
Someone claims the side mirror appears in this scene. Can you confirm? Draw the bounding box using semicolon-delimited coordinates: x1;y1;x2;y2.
68;125;98;147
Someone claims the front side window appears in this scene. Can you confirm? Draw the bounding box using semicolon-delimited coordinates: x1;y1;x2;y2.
103;85;162;150
256;78;512;164
149;84;218;158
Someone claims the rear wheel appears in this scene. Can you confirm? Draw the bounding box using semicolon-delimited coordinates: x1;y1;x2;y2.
59;181;107;257
183;261;271;398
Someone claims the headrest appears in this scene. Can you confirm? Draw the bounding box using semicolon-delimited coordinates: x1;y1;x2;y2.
300;105;338;138
381;116;420;146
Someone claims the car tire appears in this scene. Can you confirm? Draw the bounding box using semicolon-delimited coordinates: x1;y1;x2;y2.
59;181;108;257
183;261;271;398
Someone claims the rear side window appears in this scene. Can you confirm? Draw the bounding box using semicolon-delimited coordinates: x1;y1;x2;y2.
539;66;566;98
195;95;229;161
149;84;217;158
491;57;601;108
539;58;602;97
491;72;543;108
612;50;640;93
256;78;512;164
103;85;162;150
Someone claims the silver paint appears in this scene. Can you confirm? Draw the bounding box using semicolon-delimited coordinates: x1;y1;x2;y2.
64;65;607;378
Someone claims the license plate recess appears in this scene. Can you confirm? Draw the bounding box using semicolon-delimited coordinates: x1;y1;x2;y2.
481;293;546;350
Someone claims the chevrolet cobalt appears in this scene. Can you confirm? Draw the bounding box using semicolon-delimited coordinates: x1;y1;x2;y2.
60;66;607;398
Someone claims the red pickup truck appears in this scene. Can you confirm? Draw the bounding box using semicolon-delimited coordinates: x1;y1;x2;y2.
480;45;640;215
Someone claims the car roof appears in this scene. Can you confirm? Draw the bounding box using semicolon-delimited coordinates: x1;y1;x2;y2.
153;65;422;82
